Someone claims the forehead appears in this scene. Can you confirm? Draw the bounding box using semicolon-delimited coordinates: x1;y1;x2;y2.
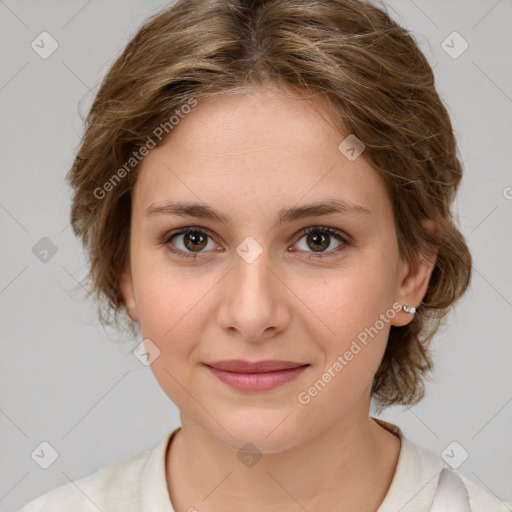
132;86;391;223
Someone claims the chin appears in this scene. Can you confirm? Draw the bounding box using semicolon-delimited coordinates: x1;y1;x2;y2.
205;412;309;454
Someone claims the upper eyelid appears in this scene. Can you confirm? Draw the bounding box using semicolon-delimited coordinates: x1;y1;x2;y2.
165;226;219;243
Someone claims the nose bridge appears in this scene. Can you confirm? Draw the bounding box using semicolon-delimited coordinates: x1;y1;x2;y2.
218;237;289;339
232;240;276;306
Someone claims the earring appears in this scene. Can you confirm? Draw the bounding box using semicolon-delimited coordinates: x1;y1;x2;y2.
402;304;418;314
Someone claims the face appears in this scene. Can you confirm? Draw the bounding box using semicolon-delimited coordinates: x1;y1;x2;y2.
120;85;434;452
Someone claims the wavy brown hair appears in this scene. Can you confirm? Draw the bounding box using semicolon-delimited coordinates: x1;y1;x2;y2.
66;0;472;408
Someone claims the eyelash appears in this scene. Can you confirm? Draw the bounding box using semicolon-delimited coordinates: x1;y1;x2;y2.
160;226;352;260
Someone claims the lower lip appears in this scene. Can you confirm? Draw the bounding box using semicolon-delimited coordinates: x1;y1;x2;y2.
205;365;309;392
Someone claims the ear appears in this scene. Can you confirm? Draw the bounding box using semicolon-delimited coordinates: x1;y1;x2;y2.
391;219;439;327
119;262;140;323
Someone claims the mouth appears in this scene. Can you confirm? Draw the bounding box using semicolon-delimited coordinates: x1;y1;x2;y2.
203;360;310;392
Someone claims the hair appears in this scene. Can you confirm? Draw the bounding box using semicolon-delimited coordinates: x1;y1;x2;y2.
66;0;472;408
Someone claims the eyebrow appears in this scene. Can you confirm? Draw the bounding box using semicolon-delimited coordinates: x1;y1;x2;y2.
144;198;372;227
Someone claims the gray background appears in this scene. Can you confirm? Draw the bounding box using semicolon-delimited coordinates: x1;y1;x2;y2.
1;0;511;510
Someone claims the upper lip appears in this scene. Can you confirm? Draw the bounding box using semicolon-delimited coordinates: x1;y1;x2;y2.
204;360;309;373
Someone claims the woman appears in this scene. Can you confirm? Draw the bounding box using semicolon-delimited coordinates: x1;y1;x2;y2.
18;0;507;510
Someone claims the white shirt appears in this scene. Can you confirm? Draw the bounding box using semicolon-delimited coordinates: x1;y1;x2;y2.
18;419;508;511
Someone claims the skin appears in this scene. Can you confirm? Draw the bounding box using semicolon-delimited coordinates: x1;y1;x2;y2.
120;85;437;512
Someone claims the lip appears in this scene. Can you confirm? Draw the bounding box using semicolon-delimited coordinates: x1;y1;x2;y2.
203;360;310;392
204;359;308;372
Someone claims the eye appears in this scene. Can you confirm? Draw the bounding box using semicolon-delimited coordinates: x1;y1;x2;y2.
162;227;220;259
161;225;351;260
292;226;351;259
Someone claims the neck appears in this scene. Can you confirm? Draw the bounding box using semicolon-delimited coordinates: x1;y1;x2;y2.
166;406;401;512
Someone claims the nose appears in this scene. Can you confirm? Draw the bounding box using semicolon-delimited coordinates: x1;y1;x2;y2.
216;246;291;342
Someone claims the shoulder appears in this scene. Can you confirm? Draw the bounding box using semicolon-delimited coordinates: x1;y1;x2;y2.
458;473;511;512
374;418;509;512
401;436;509;512
17;450;150;511
17;432;173;512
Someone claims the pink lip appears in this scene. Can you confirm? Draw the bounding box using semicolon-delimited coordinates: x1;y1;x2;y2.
203;360;310;392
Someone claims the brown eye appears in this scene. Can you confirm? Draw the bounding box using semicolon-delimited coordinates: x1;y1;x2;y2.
162;225;351;261
293;226;351;258
181;231;208;251
305;232;330;252
164;227;218;258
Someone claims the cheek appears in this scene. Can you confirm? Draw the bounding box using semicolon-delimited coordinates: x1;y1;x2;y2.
297;262;395;347
134;266;217;367
292;261;396;405
134;257;213;337
296;282;393;421
136;275;205;407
